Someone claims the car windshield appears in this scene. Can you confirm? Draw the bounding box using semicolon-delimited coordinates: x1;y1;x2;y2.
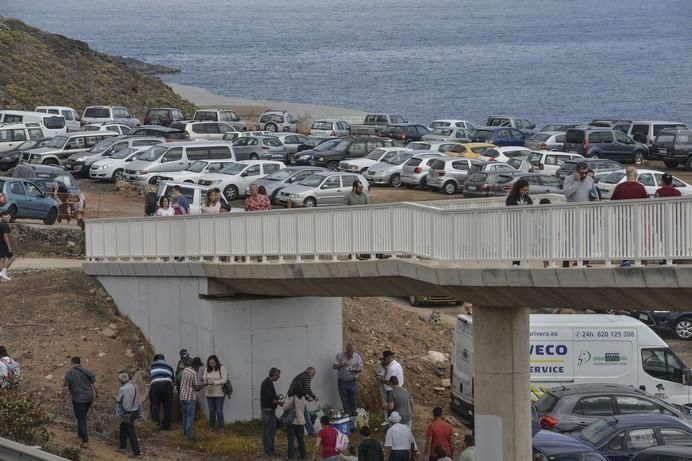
111;147;136;159
219;162;247;175
265;169;295;181
139;145;168;162
185;161;208;173
314;139;342;152
431;121;451;129
409;143;430;150
474;130;494;141
366;148;386;160
87;137;120;153
299;174;327;187
432;128;453;136
385;152;412;165
531;133;551;142
312;121;333;130
45;136;68;149
579;420;617;445
332;139;352;151
16;139;41;151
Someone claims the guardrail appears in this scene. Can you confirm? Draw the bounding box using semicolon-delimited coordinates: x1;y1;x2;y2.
86;196;692;266
0;437;67;461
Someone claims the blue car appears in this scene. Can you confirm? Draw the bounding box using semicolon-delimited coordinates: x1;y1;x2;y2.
471;126;528;146
577;414;692;461
533;430;607;461
0;177;59;224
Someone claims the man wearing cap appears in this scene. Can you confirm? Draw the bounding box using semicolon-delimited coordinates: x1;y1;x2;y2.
563;161;594;203
175;349;192;393
117;372;142;458
179;357;208;440
384;412;418;461
655;173;682;197
0;210;14;282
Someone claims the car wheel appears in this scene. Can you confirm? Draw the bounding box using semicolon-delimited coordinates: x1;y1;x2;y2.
443;181;457;195
43;207;58;225
327;161;339;171
266;123;278;132
223;185;239;201
675;318;692;340
43;158;59;165
664;160;679;169
250;153;259;160
409;296;420;307
112;169;124;181
303;197;317;207
633;151;644;165
7;205;17;222
148;176;160;185
390;174;402;188
686;156;692;171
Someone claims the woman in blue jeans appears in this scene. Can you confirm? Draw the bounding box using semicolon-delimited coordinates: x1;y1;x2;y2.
203;355;229;433
284;388;308;460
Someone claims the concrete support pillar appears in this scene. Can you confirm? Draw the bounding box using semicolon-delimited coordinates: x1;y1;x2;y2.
473;306;531;461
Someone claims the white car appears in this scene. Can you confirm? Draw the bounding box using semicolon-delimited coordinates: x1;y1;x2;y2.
429;119;476;130
35;106;82;132
82;123;132;135
407;141;463;154
525;151;583;175
197;160;285;201
156;159;236;184
89;145;150;181
597;169;692;199
171;121;237;140
338;147;414;174
481;162;517;173
310;119;351;138
477;146;532;164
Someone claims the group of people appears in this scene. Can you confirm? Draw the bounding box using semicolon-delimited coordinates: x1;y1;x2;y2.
155;183;274;216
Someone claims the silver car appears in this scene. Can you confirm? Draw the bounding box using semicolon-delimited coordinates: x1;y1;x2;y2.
362;150;414;187
427;158;484;195
508;173;564;196
273;133;314;155
276;171;369;208
525;131;566;151
252;166;326;203
232;135;287;161
310;119;351;138
422;127;472;143
400;152;447;188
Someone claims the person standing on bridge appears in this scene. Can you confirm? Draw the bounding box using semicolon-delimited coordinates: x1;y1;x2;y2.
333;342;363;418
62;356;97;448
563;161;594;203
171;186;190;214
655;172;682;198
149;353;174;430
611;166;649;267
260;367;281;457
0;210;15;282
179;357;208;440
505;178;533;266
245;183;272;211
344;180;370;206
288;367;318;435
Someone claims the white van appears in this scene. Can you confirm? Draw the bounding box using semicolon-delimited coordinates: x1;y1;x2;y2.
452;314;692;422
0;110;67;137
0;124;45;153
35;106;81;132
527;150;583;175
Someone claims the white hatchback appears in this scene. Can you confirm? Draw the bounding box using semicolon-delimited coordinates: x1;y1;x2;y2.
197;160;285;201
597;169;692;199
89;146;150;181
339;147;414;174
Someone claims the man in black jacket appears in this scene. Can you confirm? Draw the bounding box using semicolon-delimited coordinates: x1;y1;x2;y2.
260;368;281;456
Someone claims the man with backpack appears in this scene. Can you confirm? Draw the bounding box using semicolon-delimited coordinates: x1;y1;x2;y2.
0;346;21;389
62;356;97;448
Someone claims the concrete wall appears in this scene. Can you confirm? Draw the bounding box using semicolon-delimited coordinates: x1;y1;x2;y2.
97;276;342;421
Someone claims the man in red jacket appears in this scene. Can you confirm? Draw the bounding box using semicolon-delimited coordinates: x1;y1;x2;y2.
611;167;648;200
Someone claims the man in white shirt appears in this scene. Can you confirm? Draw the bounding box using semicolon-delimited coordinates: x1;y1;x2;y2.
379;350;404;393
384;411;417;461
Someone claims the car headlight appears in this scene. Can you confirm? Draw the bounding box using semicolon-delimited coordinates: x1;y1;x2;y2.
5;154;17;161
318;157;325;161
75;156;87;162
212;179;223;184
138;170;148;175
289;193;300;198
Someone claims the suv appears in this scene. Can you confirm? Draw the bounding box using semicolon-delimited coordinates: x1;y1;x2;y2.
294;136;394;170
64;135;163;177
0;124;45;153
192;109;247;131
258;110;297;132
143;107;186;126
21;131;119;165
486;115;536;133
628;121;687;149
651;128;692;169
563;128;648;163
535;383;692;433
81;106;140;128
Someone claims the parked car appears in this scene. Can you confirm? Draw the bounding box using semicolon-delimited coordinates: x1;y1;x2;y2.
630;311;692;340
380;124;430;144
169;121;237;140
628;121;687;148
508;173;563;195
589;119;632;133
276;171;369;207
129;126;189;141
143;107;186;127
32;176;85;223
555;158;624;180
362;150;414;187
407;141;464;154
21;131;119;165
540;123;580;133
339;147;414;174
527;151;584;175
12;164;84;213
253;166;326;203
0;124;45;153
350;114;408;136
563;128;648;163
486;115;536;133
480;162;517;173
462;171;515;198
400;152;447;189
651;128;692;169
535;383;692;434
0;177;59;224
631;446;692;460
310;119;351;138
155;181;229;215
35;106;81;132
258;110;297;132
597;169;692;199
222;130;276;143
81;106;140;128
64;136;163;177
155;159;236;184
576;414;692;459
507;157;534;173
427;158;484;195
273;133;315;155
525;132;566;151
192;109;247;131
232;135;287;161
429;119;475;130
124;141;235;185
533;430;608;461
294;136;394;170
477;146;532;163
0;137;50;171
471;126;529;146
89;146;151;181
0;110;66;137
451;142;496;158
197;160;285;200
81;122;132;135
422;127;472;142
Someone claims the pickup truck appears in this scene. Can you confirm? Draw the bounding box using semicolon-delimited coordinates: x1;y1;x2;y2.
350;114;408;136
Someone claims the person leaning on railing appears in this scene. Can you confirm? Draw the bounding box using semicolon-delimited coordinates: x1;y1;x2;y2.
506;178;533;266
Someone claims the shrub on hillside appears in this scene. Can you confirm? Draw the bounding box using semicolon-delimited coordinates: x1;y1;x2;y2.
0;389;50;445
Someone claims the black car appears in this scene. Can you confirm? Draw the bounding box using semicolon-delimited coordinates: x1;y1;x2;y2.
143;107;186;127
650;128;692;169
631;446;692;461
292;136;394;171
0;137;50;171
629;311;692;340
381;124;430;144
130;126;189;141
555;158;623;180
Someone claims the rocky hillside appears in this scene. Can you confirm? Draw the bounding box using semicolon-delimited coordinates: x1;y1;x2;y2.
0;17;196;118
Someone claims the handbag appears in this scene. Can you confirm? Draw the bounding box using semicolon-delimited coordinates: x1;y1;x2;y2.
280;397;296;425
222;378;233;399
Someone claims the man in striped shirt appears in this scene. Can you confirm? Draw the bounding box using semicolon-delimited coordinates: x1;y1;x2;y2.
149;353;174;430
287;367;317;435
179;357;207;440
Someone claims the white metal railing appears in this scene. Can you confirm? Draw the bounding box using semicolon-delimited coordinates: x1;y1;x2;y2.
86;196;692;266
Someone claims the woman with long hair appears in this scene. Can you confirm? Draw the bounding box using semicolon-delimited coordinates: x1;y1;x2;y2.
284;387;307;460
505;179;533;206
156;196;175;216
202;188;222;214
202;355;228;433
